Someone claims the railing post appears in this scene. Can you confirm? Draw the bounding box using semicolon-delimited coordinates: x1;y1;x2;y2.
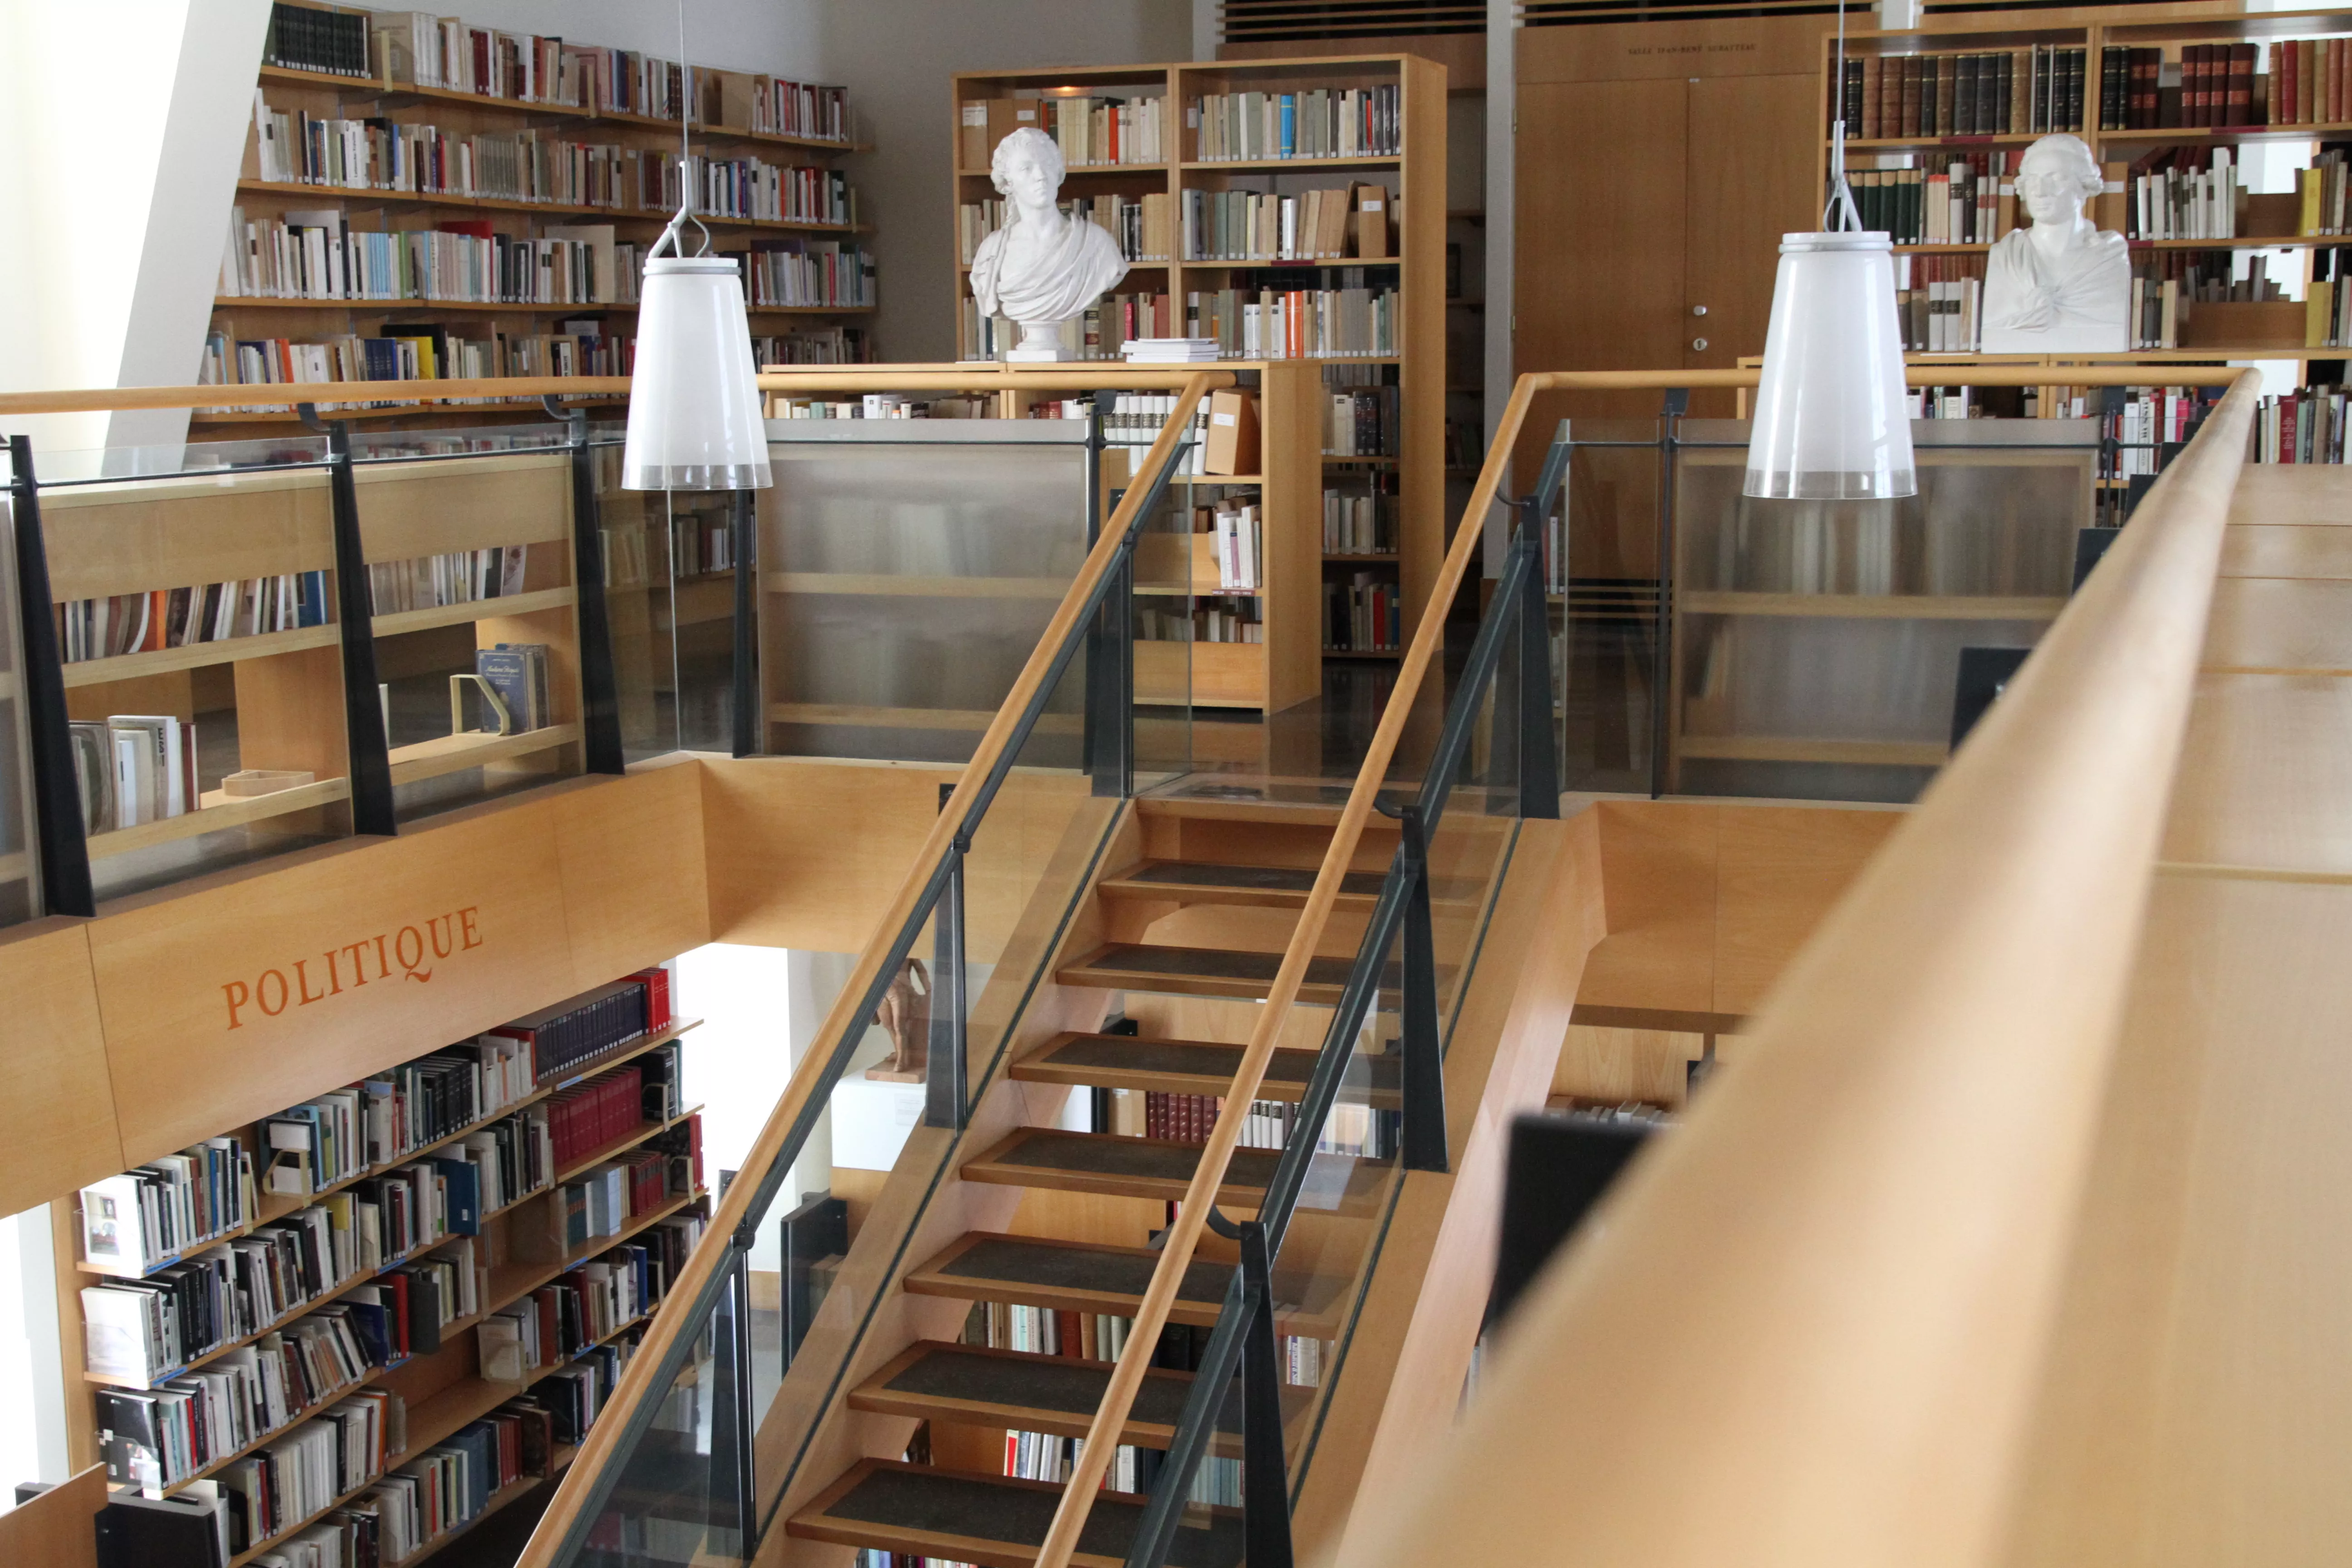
1651;388;1689;801
730;489;760;757
1396;802;1449;1174
555;406;625;775
5;436;94;916
1082;396;1108;785
927;782;970;1130
1088;507;1137;799
1239;1218;1295;1568
322;419;397;836
1513;511;1558;818
720;1237;760;1558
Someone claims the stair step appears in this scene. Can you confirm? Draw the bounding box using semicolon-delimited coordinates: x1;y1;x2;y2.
789;1458;1242;1568
1012;1030;1401;1105
903;1231;1344;1337
849;1340;1308;1453
1100;858;1387;911
1058;942;1395;1004
961;1128;1390;1215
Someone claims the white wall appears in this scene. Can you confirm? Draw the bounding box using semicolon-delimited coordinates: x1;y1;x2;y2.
0;0;268;457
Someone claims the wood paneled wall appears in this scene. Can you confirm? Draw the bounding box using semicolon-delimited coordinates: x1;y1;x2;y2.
1514;15;1825;495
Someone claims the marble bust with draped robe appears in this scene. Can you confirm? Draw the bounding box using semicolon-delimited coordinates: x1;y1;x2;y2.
1983;134;2130;353
970;127;1128;361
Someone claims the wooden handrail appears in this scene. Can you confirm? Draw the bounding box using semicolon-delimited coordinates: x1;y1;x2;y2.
1029;360;2255;1567
0;364;1239;419
1329;370;2263;1568
509;368;1230;1568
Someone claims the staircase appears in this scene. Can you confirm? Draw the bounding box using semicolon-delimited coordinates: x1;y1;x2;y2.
783;794;1422;1568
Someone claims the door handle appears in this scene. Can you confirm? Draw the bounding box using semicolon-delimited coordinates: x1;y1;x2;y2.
1691;338;1709;352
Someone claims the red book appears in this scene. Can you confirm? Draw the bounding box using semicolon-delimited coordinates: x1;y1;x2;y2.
2284;43;2299;127
1055;1310;1081;1355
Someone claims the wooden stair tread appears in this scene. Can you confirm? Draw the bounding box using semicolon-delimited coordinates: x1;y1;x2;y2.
850;1340;1308;1450
904;1232;1345;1336
1102;858;1387;909
1058;942;1392;1004
963;1127;1390;1214
789;1458;1243;1568
1012;1029;1401;1104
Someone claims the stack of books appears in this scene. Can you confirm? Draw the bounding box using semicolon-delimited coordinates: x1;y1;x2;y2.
1122;337;1222;363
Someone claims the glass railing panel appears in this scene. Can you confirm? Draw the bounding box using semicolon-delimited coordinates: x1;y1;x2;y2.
757;420;1094;766
33;441;355;902
1549;417;1666;797
1669;417;2097;805
571;1260;750;1568
355;440;588;824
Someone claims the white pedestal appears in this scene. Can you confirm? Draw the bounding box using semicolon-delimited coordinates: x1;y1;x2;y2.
830;1078;926;1171
1007;344;1069;363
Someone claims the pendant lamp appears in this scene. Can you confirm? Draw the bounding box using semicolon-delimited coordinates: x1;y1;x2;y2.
621;192;772;491
1744;66;1915;499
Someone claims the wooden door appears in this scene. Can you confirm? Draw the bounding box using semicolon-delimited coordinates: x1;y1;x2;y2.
1682;74;1824;415
1514;77;1689;463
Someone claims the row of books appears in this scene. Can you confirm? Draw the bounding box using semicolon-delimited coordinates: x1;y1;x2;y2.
253;97;653;213
962;1295;1325;1392
1137;599;1264;645
214;1382;397;1553
750;75;853;143
1899;255;1984;355
264;1036;537;1199
1329;573;1402;655
222;209;629;305
545;1048;679;1171
1326;385;1401;458
368;545;530;618
371;1402;535;1562
757;324;877;364
958;195;1176;265
2101;387;2206;477
2250;39;2352;129
743;238;879;309
480;1215;701;1382
374;10;687;119
1223;282;1398;360
685;154;858;227
1206;502;1265;593
2251;387;2351;465
1102;391;1214;477
263;1;370;78
1044;92;1166;167
1325;485;1400;556
1180;183;1390;263
1834;47;2090;138
2136;250;2288;350
1847;157;2022;247
90;1235;475;1491
2303;149;2352;238
505;971;672;1084
68;715;200;838
78;1142;256;1282
2100;44;2257;131
83;1210;358;1387
672;514;737;577
1188;85;1404;162
558;1128;694;1249
2127;147;2244;241
2308;252;2352;348
59;573;328;666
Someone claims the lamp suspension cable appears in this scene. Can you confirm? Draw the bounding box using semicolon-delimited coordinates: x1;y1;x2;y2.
1824;0;1860;232
654;0;711;261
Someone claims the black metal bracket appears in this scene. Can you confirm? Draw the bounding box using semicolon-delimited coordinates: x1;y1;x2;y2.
1391;801;1449;1173
1237;1218;1295;1568
926;782;970;1130
324;422;397;836
1087;495;1139;799
1514;514;1559;818
1200;1204;1244;1241
559;410;625;774
5;436;95;916
1651;391;1689;799
730;490;759;757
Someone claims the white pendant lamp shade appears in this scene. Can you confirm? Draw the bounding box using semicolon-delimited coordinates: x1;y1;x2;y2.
1744;230;1915;500
621;255;772;491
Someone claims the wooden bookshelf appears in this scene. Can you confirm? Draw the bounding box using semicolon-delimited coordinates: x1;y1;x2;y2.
951;54;1445;663
202;0;876;433
51;985;711;1567
1823;6;2352;362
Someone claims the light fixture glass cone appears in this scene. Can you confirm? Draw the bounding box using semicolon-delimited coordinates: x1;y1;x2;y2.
622;255;772;491
1744;230;1914;500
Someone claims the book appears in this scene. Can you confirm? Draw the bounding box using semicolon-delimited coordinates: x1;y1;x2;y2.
473;643;550;733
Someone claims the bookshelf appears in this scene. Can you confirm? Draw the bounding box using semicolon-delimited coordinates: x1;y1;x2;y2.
38;443;598;899
53;971;710;1568
202;0;877;433
1823;6;2352;361
950;54;1447;659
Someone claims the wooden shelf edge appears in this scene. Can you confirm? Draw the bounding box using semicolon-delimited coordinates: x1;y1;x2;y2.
62;623;343;687
369;584;576;638
550;1104;705;1188
387;722;584;787
85;777;353;862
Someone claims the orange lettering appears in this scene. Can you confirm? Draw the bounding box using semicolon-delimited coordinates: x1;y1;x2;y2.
458;907;482;949
257;969;289;1016
294;959;328;1005
223;980;251;1029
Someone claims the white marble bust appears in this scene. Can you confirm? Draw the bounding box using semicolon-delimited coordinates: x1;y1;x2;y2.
1983;134;2130;353
970;127;1127;361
